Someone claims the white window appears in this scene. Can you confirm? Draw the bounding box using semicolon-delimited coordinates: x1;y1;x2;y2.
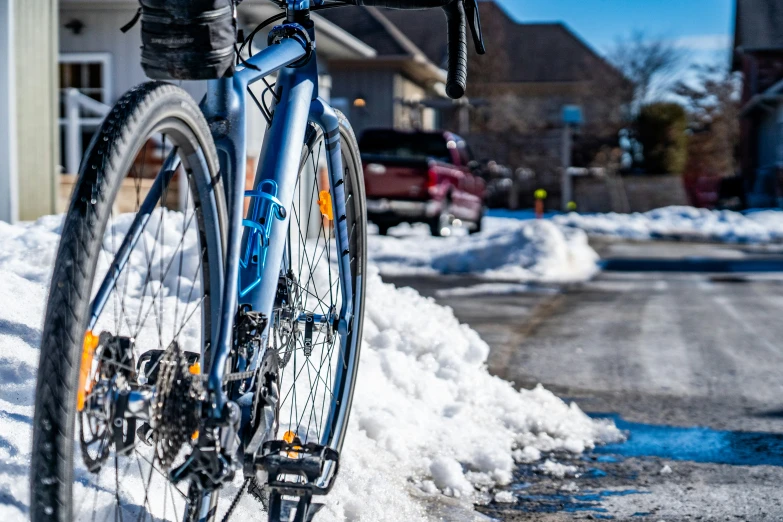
58;53;112;173
59;52;112;114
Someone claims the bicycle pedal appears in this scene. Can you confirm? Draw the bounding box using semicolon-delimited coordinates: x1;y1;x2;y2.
270;493;324;522
255;440;339;496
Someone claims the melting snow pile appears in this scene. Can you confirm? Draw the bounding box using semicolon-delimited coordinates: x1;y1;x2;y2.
368;217;600;282
555;206;783;244
0;214;620;521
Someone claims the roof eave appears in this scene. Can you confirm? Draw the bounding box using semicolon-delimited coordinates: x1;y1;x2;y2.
311;13;377;59
740;77;783;116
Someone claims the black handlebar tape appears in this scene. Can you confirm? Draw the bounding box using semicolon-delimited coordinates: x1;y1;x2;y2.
443;0;467;99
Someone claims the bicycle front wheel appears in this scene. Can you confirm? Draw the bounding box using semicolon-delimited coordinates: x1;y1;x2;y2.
270;110;367;459
30;82;227;522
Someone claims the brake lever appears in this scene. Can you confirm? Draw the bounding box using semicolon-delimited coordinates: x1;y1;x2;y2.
464;0;485;55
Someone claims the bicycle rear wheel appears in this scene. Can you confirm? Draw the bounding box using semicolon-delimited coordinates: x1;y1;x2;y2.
30;82;227;522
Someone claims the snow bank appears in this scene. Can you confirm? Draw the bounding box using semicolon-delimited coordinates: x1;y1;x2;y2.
369;217;600;282
555;206;783;244
0;214;620;521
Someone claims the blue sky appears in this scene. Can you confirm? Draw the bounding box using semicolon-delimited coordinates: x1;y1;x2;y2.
496;0;735;71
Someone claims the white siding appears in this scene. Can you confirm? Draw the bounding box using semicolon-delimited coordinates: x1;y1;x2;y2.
16;0;59;220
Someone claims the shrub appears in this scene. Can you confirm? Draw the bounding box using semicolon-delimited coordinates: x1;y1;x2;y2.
636;102;688;175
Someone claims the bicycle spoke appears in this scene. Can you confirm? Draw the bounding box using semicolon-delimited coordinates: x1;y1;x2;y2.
75;129;212;522
271;130;362;453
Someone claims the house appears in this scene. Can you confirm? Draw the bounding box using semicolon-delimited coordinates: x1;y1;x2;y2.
58;0;376;210
733;0;783;207
318;6;454;137
0;0;376;222
380;1;631;208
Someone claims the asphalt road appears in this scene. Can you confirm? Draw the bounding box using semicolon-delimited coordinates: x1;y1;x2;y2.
384;240;783;521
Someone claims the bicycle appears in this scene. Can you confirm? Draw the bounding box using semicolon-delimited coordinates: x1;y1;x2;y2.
30;0;484;521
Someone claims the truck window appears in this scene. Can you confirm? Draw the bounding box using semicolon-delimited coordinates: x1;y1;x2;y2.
359;131;450;163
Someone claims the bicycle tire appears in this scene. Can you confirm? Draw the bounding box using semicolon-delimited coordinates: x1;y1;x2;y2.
30;81;227;522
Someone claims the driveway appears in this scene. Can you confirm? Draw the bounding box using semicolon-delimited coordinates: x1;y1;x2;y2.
384;240;783;520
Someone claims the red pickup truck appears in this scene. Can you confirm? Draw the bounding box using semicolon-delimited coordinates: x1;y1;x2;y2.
359;129;486;236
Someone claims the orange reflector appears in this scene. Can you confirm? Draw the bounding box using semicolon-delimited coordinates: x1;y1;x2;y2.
76;331;100;412
318;190;333;221
191;430;199;441
283;430;302;457
189;361;201;375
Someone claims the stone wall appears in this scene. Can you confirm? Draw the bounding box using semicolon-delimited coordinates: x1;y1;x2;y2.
573;175;689;213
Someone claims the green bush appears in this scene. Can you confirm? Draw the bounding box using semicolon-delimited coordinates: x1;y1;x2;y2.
636;102;688;175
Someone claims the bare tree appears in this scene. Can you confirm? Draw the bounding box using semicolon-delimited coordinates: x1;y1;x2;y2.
608;30;685;107
673;64;742;177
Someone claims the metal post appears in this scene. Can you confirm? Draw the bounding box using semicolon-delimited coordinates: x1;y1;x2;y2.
65;88;82;175
561;123;572;212
458;103;469;135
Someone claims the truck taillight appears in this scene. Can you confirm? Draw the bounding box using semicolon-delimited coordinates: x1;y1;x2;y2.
426;168;438;190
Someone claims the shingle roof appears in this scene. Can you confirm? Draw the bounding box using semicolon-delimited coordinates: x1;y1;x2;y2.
375;8;450;67
735;0;783;51
319;6;419;58
378;1;625;84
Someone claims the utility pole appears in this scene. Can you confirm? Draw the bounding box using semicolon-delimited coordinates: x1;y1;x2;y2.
560;123;572;212
560;105;582;212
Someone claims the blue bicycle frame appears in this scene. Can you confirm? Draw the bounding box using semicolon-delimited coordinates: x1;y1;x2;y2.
199;20;354;420
85;7;355;451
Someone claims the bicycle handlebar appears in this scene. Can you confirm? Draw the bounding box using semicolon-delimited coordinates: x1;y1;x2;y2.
351;0;485;99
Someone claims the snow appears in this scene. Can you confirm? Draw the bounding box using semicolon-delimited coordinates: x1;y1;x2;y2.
537;460;579;479
559;481;579;492
0;213;621;521
554;206;783;244
493;490;516;503
513;446;542;464
435;283;561;298
368;217;600;282
429;457;475;498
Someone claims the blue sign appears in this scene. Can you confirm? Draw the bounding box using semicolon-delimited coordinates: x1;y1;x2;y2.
562;105;583;126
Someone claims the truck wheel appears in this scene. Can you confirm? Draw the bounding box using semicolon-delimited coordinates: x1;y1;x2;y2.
430;194;454;237
429;213;449;237
469;206;486;235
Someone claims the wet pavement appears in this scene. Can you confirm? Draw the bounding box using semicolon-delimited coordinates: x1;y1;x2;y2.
383;240;783;521
592;414;783;467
